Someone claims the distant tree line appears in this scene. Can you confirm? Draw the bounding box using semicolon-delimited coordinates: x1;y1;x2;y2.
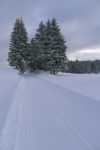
8;18;67;74
67;60;100;73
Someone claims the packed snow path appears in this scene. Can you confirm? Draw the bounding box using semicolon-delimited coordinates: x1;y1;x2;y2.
0;69;100;150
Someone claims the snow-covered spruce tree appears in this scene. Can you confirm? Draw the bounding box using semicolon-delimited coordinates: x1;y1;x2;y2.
27;38;39;73
35;21;47;70
43;19;53;71
8;18;29;74
45;18;67;74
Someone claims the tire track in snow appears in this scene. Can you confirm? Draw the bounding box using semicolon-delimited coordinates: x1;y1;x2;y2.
31;76;96;150
26;79;82;150
0;78;24;150
0;77;21;134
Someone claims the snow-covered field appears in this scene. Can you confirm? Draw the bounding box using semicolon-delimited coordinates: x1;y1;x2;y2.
0;69;100;150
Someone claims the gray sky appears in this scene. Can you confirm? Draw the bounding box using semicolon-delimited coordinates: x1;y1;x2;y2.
0;0;100;61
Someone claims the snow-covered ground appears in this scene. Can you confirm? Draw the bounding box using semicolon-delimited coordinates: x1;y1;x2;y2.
0;69;100;150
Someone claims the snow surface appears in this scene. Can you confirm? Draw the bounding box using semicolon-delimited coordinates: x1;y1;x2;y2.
0;69;100;150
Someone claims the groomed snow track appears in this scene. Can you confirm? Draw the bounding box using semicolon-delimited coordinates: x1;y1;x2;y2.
0;69;100;150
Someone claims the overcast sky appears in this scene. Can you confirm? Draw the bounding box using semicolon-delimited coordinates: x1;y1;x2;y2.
0;0;100;61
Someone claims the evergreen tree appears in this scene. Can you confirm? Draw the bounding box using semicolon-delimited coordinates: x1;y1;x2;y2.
27;38;39;73
35;21;46;70
91;61;98;73
8;18;29;74
34;19;67;74
45;18;67;74
43;19;52;71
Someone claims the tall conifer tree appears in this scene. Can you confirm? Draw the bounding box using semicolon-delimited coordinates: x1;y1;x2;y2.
35;21;46;70
27;38;39;72
45;18;67;74
8;18;29;73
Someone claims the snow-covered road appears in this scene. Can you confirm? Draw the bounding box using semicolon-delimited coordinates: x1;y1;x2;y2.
0;69;100;150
